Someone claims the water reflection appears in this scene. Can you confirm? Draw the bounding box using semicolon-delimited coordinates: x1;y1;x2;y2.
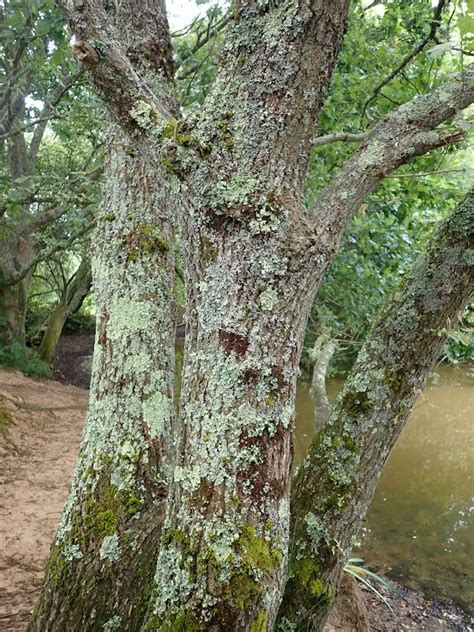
294;365;473;612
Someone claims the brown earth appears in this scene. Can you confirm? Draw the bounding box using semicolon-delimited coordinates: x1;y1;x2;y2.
0;369;472;631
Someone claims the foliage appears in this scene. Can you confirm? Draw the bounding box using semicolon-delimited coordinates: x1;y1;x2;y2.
301;0;474;374
0;340;51;377
344;558;394;613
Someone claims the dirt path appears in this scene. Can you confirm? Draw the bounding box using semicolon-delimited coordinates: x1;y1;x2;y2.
0;369;471;631
0;369;87;632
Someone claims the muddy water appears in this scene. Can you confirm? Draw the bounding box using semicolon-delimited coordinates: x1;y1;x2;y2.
294;365;474;612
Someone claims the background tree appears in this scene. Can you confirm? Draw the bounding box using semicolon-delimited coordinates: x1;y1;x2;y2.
0;0;103;366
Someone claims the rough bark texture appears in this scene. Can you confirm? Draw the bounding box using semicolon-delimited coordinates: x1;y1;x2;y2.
28;127;177;631
30;2;180;628
278;189;474;631
38;257;92;365
32;1;474;629
142;3;351;629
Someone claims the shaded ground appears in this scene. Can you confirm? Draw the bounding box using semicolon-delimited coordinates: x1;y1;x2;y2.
54;332;94;389
0;369;472;631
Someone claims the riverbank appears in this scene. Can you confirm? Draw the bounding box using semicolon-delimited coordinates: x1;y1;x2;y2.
0;369;472;631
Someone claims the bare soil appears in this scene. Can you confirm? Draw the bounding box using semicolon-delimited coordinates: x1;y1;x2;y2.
0;369;471;631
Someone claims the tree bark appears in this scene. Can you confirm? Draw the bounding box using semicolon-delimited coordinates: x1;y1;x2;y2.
144;225;324;630
33;1;474;629
278;189;474;631
29;128;177;632
38;257;92;365
30;1;180;627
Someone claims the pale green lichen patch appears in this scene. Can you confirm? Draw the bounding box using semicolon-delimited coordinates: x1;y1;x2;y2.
212;174;257;211
130;99;157;130
259;288;279;311
63;542;84;561
99;533;121;561
103;615;122;631
107;298;153;340
143;392;173;438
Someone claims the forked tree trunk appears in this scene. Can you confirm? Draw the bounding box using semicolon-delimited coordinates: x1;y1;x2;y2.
38;257;92;365
29;129;177;631
34;0;474;628
278;189;474;631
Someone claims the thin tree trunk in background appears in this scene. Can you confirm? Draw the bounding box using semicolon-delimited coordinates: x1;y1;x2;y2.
310;335;337;427
279;189;474;631
29;129;177;631
39;258;92;365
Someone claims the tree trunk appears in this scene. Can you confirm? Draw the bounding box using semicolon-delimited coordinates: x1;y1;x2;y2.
38;258;92;365
144;212;327;630
29;128;177;631
0;276;29;350
310;335;337;427
278;189;474;631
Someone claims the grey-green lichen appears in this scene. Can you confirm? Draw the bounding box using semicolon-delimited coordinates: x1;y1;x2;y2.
259;288;279;311
130;99;157;130
103;615;122;631
99;533;121;561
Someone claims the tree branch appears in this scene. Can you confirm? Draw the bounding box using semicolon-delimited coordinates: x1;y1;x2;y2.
312;131;367;148
28;69;84;163
310;335;337;427
6;219;96;286
281;188;474;629
57;0;178;133
312;63;474;245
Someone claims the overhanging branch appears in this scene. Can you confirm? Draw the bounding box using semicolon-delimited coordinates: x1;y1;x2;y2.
311;63;474;242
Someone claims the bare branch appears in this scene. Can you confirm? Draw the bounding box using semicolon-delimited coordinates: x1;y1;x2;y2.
29;69;85;163
176;12;231;70
6;218;96;287
388;167;471;178
312;131;367;148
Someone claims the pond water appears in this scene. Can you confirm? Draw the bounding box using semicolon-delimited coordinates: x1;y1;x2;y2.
294;365;474;612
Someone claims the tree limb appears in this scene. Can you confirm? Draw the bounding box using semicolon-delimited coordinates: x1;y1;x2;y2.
6;219;96;286
281;188;474;630
312;131;367;148
28;69;84;163
57;0;178;133
312;63;474;245
310;335;337;427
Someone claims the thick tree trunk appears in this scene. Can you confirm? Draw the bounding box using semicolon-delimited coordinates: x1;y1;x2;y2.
144;211;327;630
278;190;474;631
29;129;177;631
38;258;92;365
